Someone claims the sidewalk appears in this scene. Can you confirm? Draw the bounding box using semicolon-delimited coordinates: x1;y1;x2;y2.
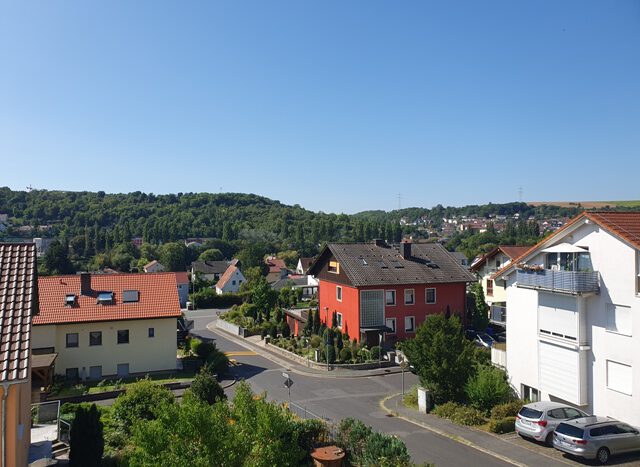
208;322;404;379
381;393;573;467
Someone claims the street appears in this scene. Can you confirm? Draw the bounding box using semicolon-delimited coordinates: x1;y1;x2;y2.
186;309;529;467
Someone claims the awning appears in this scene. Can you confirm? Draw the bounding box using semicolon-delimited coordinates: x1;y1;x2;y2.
542;243;588;254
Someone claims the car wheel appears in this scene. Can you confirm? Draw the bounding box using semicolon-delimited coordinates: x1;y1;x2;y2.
544;433;553;447
596;447;610;465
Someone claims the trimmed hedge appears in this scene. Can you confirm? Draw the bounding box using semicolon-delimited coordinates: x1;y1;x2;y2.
490;400;524;420
191;289;243;309
432;402;485;426
489;416;516;434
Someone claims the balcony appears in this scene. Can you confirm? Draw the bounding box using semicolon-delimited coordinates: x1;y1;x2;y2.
516;269;600;295
490;305;507;324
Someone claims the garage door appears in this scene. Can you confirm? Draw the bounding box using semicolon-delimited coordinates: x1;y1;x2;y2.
539;341;580;404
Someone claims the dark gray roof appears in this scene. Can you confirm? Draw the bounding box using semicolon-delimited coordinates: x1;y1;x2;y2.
271;276;308;291
0;243;37;382
324;242;476;287
191;260;230;274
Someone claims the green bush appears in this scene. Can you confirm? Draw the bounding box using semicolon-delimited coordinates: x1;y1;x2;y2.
402;386;419;409
70;404;103;467
465;366;512;414
488;416;516;434
192;289;243;309
269;324;278;339
336;418;411;467
310;335;322;349
205;349;229;375
322;345;336;364
490;400;524;420
370;346;383;360
339;347;352;362
112;379;175;433
189;367;226;405
432;402;485;426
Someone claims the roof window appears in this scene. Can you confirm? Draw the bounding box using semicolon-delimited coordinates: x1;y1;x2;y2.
390;260;403;269
65;294;77;307
97;292;114;305
122;290;139;303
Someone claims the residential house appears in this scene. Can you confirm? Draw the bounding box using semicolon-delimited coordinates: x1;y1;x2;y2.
215;265;246;295
469;245;529;326
492;212;640;426
191;259;237;283
175;272;189;308
34;272;182;380
271;275;318;299
265;256;288;283
284;308;309;337
307;240;475;346
143;260;165;273
0;243;37;467
296;257;315;275
450;251;470;269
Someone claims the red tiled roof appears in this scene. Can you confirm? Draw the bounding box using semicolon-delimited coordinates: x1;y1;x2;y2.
587;212;640;250
266;257;286;273
216;265;237;290
0;243;37;382
36;272;181;325
470;245;530;272
499;246;531;260
174;272;189;285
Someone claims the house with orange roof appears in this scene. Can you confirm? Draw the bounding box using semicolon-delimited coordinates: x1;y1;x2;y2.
492;212;640;428
0;243;37;467
265;256;288;283
215;265;246;295
33;272;182;380
469;245;530;326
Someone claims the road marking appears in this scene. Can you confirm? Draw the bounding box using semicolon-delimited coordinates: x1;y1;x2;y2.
225;351;258;356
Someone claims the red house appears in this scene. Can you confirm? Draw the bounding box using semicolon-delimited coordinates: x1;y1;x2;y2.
307;240;475;347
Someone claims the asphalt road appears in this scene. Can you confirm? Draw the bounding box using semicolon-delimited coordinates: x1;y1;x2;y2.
186;309;514;467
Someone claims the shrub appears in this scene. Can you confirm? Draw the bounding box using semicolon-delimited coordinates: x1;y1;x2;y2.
336;418;411;467
432;402;485;426
205;349;229;375
189;367;226;404
190;337;203;356
465;366;512;414
432;402;460;419
112;379;175;433
488;416;516;434
490;400;525;420
310;335;322;349
322;345;336;364
192;289;243;309
402;386;419;409
69;404;103;467
370;346;383;360
339;347;352;362
269;324;278;339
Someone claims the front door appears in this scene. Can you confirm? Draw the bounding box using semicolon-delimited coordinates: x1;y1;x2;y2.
117;363;129;378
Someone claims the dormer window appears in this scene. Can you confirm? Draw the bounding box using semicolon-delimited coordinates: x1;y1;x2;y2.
328;261;340;274
97;292;114;305
65;294;77;307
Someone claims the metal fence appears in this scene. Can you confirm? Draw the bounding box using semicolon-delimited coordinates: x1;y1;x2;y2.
516;269;599;294
31;401;61;443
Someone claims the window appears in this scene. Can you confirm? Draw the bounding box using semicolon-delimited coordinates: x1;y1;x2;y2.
328;260;340;274
122;290;139;303
65;294;76;306
89;331;102;346
117;329;129;344
607;360;632;395
606;303;632;336
486;280;494;296
232;280;236;286
385;290;396;306
564;408;585;419
148;327;155;338
521;384;540;402
66;333;79;348
405;316;415;332
404;289;415;305
97;291;114;305
385;318;396;334
89;366;102;380
117;363;130;377
336;286;342;301
425;288;436;304
336;312;343;328
547;408;565;419
65;368;79;381
495;258;502;268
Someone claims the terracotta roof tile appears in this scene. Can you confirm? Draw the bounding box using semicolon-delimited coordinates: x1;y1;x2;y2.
0;243;37;382
36;272;181;325
174;272;189;284
586;211;640;250
216;265;237;290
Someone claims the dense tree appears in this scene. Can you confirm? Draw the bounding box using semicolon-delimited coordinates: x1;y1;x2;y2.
198;248;223;262
470;282;490;331
189;366;226;405
69;404;103;467
112;379;175;434
42;240;75;275
403;315;474;404
158;242;190;271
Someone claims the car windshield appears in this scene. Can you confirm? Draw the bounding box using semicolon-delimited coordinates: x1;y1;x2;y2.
518;407;543;419
478;334;493;341
555;423;585;439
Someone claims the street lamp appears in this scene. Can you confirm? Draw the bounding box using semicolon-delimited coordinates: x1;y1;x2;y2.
324;306;329;371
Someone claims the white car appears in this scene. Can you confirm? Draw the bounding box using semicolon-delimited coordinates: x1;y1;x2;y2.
516;401;589;446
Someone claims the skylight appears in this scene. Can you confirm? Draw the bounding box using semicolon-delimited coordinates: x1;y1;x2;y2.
377;261;388;269
122;290;139;303
390;260;403;269
97;292;114;304
65;294;76;306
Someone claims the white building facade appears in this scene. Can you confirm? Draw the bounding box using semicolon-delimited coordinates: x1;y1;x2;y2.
496;212;640;427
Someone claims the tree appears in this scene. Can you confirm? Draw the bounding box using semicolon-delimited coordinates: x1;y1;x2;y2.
471;282;490;331
112;379;175;433
42;240;75;275
158;242;189;271
402;315;474;404
189;366;226;404
69;404;103;467
465;365;512;414
198;248;223;262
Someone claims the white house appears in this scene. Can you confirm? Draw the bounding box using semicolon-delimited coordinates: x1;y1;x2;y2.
215;265;246;294
143;260;165;273
492;212;640;427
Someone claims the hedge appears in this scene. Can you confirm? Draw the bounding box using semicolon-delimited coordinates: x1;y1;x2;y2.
191;289;243;309
488;416;516;434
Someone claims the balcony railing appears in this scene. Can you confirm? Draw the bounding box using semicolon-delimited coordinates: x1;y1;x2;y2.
490;305;506;324
516;269;600;294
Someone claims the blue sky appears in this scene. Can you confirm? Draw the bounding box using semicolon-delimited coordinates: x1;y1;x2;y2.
1;1;639;214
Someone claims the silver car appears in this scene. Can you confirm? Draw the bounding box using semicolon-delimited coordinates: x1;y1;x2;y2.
553;416;640;464
515;401;588;445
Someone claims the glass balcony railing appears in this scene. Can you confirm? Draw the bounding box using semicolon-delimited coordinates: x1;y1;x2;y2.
516;269;600;294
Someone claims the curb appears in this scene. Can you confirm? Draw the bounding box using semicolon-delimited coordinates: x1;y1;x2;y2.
379;394;526;467
206;321;403;379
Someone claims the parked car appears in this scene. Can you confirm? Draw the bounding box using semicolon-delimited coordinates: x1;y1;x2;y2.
475;332;495;348
494;331;507;343
553;416;640;464
516;401;589;445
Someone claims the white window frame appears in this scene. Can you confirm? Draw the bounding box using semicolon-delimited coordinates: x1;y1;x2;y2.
385;290;396;306
425;288;436;304
336;286;342;302
404;288;415;305
385;318;396;334
405;316;415;333
336;312;343;329
521;384;540;402
606;360;632;396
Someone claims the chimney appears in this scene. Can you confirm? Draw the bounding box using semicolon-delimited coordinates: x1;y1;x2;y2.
373;239;386;247
401;241;412;259
80;272;92;296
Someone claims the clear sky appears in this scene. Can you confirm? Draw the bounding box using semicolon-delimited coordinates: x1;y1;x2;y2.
1;1;639;214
